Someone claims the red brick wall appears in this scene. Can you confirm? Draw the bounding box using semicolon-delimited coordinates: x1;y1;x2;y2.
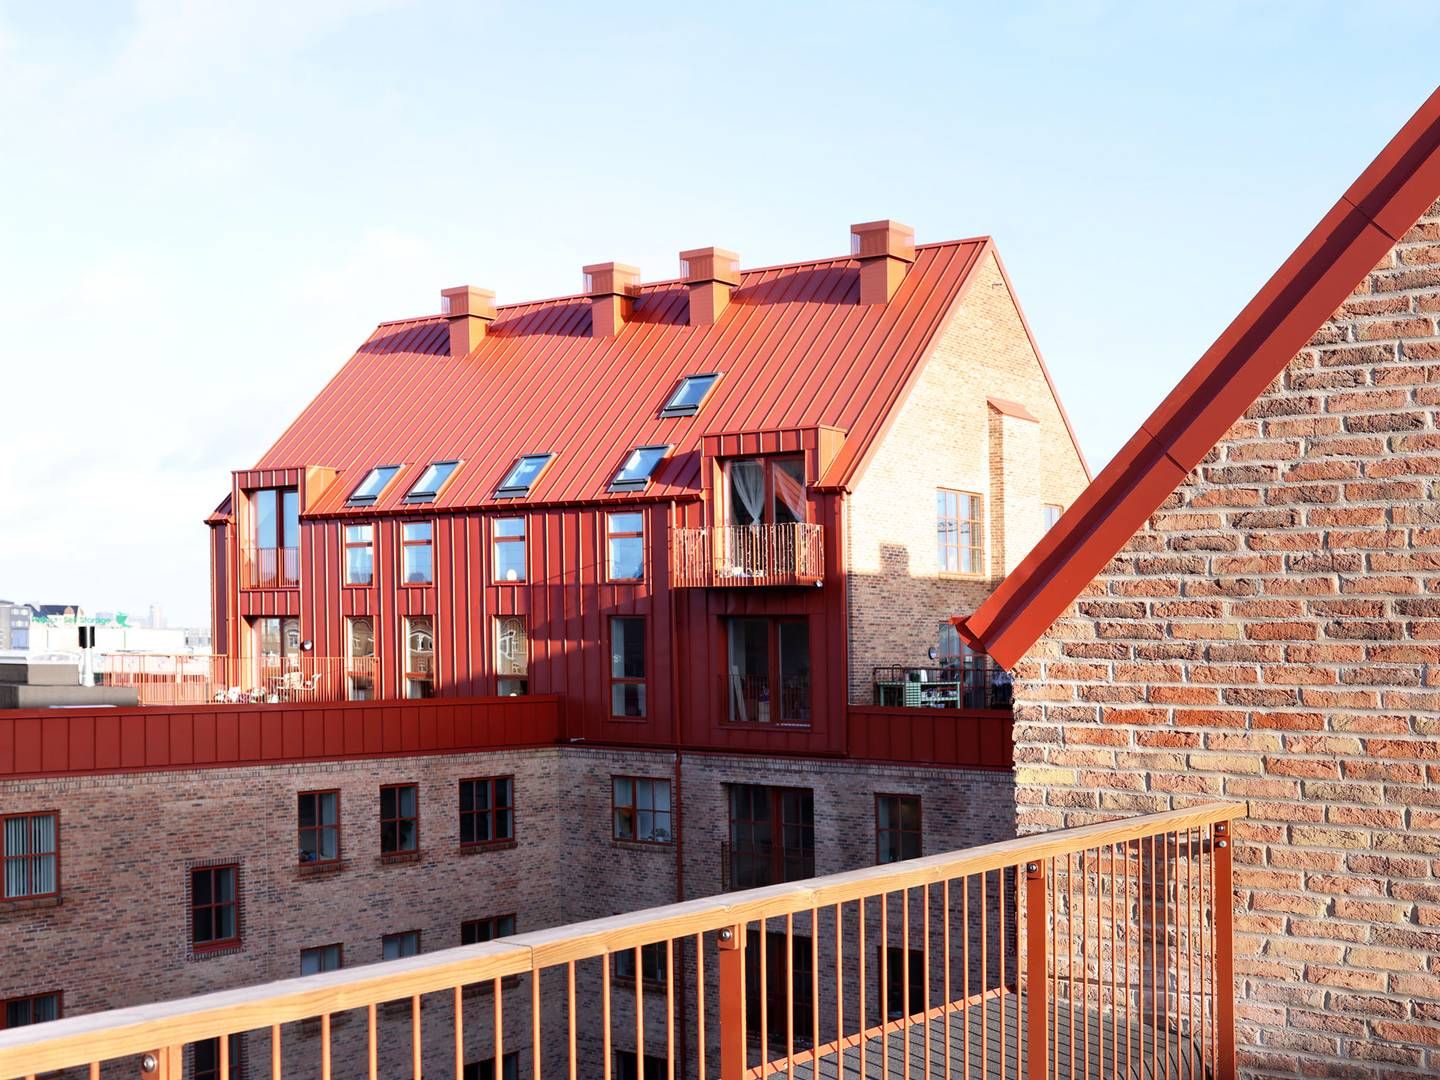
1011;200;1440;1076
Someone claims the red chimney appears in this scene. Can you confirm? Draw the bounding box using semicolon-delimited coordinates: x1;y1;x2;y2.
680;247;740;326
850;220;916;304
583;262;640;337
440;285;496;357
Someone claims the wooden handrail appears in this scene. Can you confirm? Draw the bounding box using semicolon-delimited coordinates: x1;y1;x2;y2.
0;800;1246;1076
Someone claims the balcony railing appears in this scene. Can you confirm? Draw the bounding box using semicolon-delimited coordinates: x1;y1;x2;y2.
0;802;1242;1080
723;672;813;726
873;659;1012;711
673;523;825;587
241;545;300;589
96;654;361;706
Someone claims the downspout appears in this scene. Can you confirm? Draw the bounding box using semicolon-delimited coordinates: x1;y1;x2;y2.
669;499;690;1074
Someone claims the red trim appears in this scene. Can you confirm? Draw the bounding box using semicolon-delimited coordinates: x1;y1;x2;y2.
297;790;341;867
379;783;419;857
963;87;1440;669
458;775;515;848
611;775;673;845
985;396;1037;422
189;862;241;955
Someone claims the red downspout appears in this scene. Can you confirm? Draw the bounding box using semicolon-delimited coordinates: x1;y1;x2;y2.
669;500;689;1074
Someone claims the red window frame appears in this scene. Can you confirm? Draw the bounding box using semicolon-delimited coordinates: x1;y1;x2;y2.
605;511;645;582
0;990;62;1029
380;784;420;855
401;520;434;585
1;810;59;902
298;790;341;866
724;617;812;726
459;776;514;848
492;517;528;584
874;794;922;864
190;863;241;953
461;913;517;945
611;776;672;844
937;488;983;575
726;785;814;890
343;523;374;586
608;615;647;718
721;454;808;526
192;1034;244;1080
404;616;435;699
611;941;669;990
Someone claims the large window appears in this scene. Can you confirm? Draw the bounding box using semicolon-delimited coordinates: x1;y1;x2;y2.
609;616;646;717
461;913;516;945
1;991;60;1029
344;524;374;585
492;517;527;583
464;1053;519;1080
402;522;434;584
727;785;814;890
298;791;340;865
459;777;514;847
606;512;644;581
300;943;343;974
612;777;672;844
405;617;434;698
494;615;528;696
725;618;811;725
190;864;240;951
937;489;983;574
880;946;926;1021
383;930;421;960
380;784;419;855
875;794;922;864
347;616;375;700
3;811;58;900
724;455;806;527
745;930;813;1053
250;487;300;587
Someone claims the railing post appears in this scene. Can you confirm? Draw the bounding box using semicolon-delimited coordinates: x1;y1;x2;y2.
140;1046;182;1078
717;923;745;1080
1213;820;1236;1080
1025;860;1048;1080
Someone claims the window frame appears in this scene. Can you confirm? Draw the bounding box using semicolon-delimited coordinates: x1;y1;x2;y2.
382;930;421;960
611;941;670;992
495;453;555;499
404;460;461;504
1;810;60;902
491;516;528;584
605;511;645;583
874;793;922;865
380;783;420;857
608;444;672;493
659;372;722;418
401;520;435;586
611;776;672;845
936;488;984;575
343;523;375;586
0;990;62;1029
727;784;814;890
346;616;376;701
1043;502;1063;531
297;790;341;867
461;913;517;946
608;615;647;719
404;616;435;699
300;943;344;975
458;776;515;850
192;1034;244;1080
493;615;528;696
347;465;401;506
189;863;242;955
464;1051;520;1080
723;616;812;727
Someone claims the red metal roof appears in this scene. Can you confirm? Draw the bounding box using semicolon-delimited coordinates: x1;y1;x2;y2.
253;240;999;514
961;86;1440;670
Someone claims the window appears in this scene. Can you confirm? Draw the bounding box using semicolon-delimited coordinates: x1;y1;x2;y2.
344;524;374;585
250;487;300;587
402;522;434;584
496;453;554;498
880;946;926;1021
727;785;814;890
609;445;671;491
348;465;400;506
461;913;516;945
459;777;514;847
609;616;646;717
1;991;60;1029
298;791;340;865
405;617;434;698
382;930;420;960
725;618;811;725
494;615;528;695
492;517;527;583
612;777;671;844
745;930;813;1053
612;942;668;988
723;455;806;528
464;1052;519;1080
380;784;419;855
1043;503;1063;531
190;864;240;951
346;616;375;700
300;943;343;975
615;1051;668;1080
937;489;983;574
606;512;644;581
193;1035;244;1080
938;621;962;663
875;794;922;864
3;811;58;900
405;460;460;503
660;373;721;417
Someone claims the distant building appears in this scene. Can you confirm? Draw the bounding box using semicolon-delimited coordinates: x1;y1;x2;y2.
0;600;31;650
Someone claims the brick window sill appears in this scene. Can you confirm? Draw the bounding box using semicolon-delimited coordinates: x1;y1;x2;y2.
459;840;517;856
611;839;673;853
189;940;243;961
380;850;423;866
0;894;61;913
296;860;347;878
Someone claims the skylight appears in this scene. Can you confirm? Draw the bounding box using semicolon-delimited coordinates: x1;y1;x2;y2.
404;460;460;503
660;373;721;418
610;446;671;492
497;454;555;498
346;465;401;506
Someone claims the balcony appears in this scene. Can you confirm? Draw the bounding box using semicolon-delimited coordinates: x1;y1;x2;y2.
0;802;1242;1079
872;660;1012;712
241;545;300;589
96;653;360;706
723;672;812;726
672;523;824;588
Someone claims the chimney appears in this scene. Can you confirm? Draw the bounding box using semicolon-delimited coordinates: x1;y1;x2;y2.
850;220;916;304
583;262;641;337
679;247;741;326
440;285;496;357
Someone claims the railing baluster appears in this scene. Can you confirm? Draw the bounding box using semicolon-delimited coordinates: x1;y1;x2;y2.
412;996;422;1080
368;1003;378;1080
858;897;868;1080
961;875;970;1079
665;938;675;1080
454;985;464;1080
718;924;745;1080
695;934;706;1080
1214;821;1235;1080
568;961;578;1080
901;888;911;1080
941;881;951;1080
321;1012;331;1080
635;946;645;1080
1024;859;1047;1080
880;892;889;1080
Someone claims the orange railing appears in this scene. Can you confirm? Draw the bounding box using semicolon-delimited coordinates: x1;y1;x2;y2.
96;654;359;705
0;802;1241;1080
673;523;824;587
241;545;300;589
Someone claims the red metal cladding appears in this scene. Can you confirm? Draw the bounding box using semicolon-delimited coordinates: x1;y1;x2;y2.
962;86;1440;670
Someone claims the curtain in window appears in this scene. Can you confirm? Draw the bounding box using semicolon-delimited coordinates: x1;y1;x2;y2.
30;814;55;895
4;816;25;896
729;461;765;526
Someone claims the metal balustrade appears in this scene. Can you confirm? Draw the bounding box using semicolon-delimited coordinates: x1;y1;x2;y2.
95;654;362;706
672;524;825;588
240;546;300;589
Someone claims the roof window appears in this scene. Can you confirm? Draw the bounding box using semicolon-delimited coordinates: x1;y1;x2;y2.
497;454;555;499
660;373;721;418
347;465;401;506
610;446;671;492
404;460;460;503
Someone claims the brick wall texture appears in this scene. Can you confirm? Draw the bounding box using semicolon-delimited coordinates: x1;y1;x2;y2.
1010;200;1440;1077
846;251;1089;702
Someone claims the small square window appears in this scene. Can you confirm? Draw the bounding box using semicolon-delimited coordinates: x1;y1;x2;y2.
405;461;460;503
300;943;343;975
613;776;672;844
459;777;515;847
609;445;671;492
383;930;420;960
2;811;59;900
660;373;721;417
497;454;554;498
347;465;401;506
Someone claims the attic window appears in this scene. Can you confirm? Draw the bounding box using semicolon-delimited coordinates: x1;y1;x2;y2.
660;373;721;418
497;454;554;499
347;465;400;506
404;460;460;503
610;446;671;492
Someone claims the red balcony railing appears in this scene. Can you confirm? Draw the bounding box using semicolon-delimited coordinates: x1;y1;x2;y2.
96;654;361;705
672;522;824;587
722;672;813;726
0;802;1242;1080
240;545;300;589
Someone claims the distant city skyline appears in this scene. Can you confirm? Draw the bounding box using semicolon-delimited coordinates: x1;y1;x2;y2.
3;1;1438;627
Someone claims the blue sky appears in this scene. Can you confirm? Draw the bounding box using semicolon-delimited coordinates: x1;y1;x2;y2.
1;1;1437;627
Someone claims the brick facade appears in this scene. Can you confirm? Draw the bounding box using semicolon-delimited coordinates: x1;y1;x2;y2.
846;252;1088;702
1010;201;1440;1076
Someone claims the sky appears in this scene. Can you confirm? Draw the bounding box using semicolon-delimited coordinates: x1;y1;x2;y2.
0;1;1437;628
